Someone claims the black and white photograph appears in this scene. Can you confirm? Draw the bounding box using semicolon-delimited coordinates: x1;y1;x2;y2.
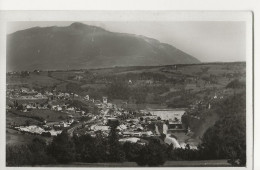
0;11;253;168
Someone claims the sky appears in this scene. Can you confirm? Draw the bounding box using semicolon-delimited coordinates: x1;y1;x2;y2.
7;21;246;62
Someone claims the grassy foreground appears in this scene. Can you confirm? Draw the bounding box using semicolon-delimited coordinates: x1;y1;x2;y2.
40;160;231;167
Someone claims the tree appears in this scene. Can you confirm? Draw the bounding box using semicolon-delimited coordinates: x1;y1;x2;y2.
200;92;246;166
21;71;30;77
123;142;144;162
226;79;245;89
107;123;126;162
136;140;167;166
6;137;55;166
47;131;75;164
41;132;51;137
73;134;107;163
201;67;210;73
92;106;99;115
47;104;52;109
106;80;130;100
25;120;31;126
66;83;84;95
17;104;24;111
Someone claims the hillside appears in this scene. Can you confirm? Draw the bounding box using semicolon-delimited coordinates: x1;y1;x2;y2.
7;22;200;71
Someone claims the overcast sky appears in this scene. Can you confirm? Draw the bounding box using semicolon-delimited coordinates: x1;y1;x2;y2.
7;21;246;62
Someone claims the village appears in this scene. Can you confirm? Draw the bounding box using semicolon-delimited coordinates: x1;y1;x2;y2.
6;75;238;150
6;84;203;149
5;62;247;167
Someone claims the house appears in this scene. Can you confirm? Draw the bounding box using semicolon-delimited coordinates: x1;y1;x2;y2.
59;121;69;128
142;115;157;120
168;121;185;132
67;107;75;112
106;103;113;109
42;125;52;130
103;96;108;104
26;104;36;110
117;124;127;131
53;124;62;130
185;84;197;91
68;119;74;124
20;87;30;93
33;69;40;73
57;106;62;111
35;93;47;99
64;93;70;97
135;124;144;131
52;105;62;111
122;131;142;137
122;131;132;137
95;100;102;104
45;91;53;96
91;125;110;132
133;132;142;137
75;75;83;80
145;80;153;85
119;137;140;143
68;115;74;118
6;105;11;110
141;131;153;137
48;130;62;136
84;95;90;100
208;103;211;109
51;105;56;110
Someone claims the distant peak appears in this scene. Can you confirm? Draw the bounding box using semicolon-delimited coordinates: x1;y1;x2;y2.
69;22;86;28
68;22;106;32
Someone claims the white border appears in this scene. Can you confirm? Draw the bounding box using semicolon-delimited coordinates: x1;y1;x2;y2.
0;11;253;170
0;0;258;11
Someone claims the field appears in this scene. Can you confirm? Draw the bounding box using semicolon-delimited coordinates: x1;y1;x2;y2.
6;128;50;146
7;109;72;123
6;111;41;126
7;72;60;88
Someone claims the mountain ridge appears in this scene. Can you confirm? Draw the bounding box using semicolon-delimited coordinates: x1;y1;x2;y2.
7;22;200;71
